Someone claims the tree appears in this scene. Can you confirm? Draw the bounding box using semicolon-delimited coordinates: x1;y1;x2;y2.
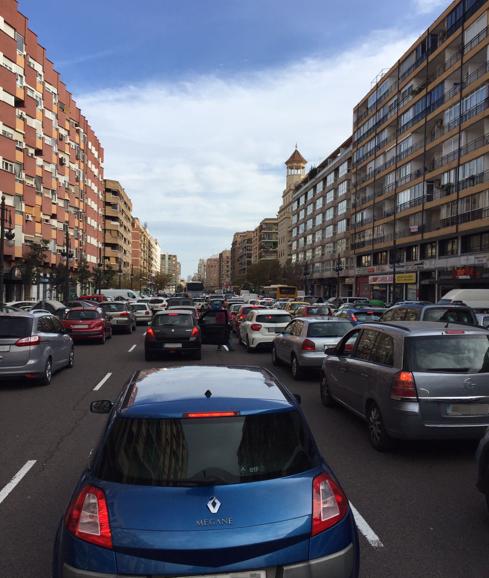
76;258;92;294
281;260;306;287
245;259;280;290
153;272;172;292
50;263;69;300
22;241;49;296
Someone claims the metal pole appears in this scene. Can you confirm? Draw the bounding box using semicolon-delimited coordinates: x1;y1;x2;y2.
64;226;70;304
0;196;5;307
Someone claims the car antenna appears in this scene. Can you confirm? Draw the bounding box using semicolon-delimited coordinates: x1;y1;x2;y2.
205;389;212;398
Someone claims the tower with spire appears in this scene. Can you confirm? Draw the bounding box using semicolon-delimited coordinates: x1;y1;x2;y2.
285;146;307;189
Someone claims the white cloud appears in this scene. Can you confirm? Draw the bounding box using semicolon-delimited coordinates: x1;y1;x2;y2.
78;29;415;276
412;0;448;15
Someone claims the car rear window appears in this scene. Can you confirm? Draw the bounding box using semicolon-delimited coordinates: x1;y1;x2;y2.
354;311;383;321
307;307;330;316
154;313;193;327
406;335;489;373
0;317;32;338
308;322;353;338
102;303;127;312
256;314;291;324
66;310;99;320
132;304;149;311
96;411;319;486
422;307;475;325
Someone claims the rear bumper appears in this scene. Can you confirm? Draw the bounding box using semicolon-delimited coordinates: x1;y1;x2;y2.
297;351;325;368
145;341;201;354
0;358;45;379
69;331;104;339
62;544;356;578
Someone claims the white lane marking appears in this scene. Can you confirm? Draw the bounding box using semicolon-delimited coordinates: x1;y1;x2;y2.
349;502;384;548
128;344;136;352
93;372;112;391
0;460;37;506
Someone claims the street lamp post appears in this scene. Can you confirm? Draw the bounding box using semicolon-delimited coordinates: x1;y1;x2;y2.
61;225;73;304
334;254;344;301
303;262;308;296
118;258;123;289
0;196;15;306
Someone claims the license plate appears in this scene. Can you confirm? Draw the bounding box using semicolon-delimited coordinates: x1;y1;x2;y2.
164;343;182;349
74;324;89;329
268;327;281;333
0;345;10;352
179;573;265;578
447;403;489;416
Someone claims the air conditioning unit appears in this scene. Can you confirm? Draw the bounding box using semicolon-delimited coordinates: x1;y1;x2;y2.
25;214;33;222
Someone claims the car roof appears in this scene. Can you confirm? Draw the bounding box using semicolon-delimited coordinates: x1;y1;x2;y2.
295;317;349;323
253;309;289;314
0;310;34;318
120;366;295;418
360;321;489;335
388;303;471;310
155;309;193;315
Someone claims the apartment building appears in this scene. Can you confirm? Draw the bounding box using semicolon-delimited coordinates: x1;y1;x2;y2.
218;249;231;289
149;235;160;275
205;255;220;290
160;252;180;284
251;218;278;263
277;148;307;266
351;0;489;302
197;258;206;281
103;179;132;274
230;230;253;283
290;139;353;297
0;0;104;300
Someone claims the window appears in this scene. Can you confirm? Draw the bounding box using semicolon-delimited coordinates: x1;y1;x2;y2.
439;238;458;256
317;180;324;193
306;218;313;230
326;190;334;204
325;207;334;221
338;330;361;356
315;229;323;242
326;172;335;186
337;200;347;215
354;330;378;361
371;333;394;365
307;203;314;215
0;316;32;338
421;241;436;259
423;307;474;325
2;160;14;173
338;161;348;177
325;225;334;238
307;322;353;338
315;197;323;210
337;219;347;233
37;316;55;333
15;32;25;53
315;213;323;226
405;245;419;261
337;180;348;196
299;209;305;220
462;232;489;253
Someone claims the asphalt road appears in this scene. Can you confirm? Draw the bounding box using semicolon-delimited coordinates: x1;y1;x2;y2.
0;328;488;578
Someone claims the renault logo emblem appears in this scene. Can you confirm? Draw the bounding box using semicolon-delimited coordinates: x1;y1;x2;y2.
207;497;221;514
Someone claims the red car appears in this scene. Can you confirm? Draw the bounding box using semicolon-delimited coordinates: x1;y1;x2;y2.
231;304;267;334
62;307;112;344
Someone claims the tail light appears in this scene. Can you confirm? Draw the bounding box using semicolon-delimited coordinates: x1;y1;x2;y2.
250;323;262;331
351;314;358;322
15;335;41;347
118;311;130;317
239;314;245;320
185;411;239;418
312;472;348;535
190;326;200;339
146;327;156;341
302;339;316;351
391;371;418;400
65;485;112;549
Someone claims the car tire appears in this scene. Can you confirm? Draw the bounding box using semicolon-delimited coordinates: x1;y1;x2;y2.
107;327;112;339
291;355;303;380
39;358;52;386
272;346;282;366
67;348;74;369
125;324;132;334
246;336;253;353
366;402;396;451
99;332;106;345
320;372;334;407
145;349;155;361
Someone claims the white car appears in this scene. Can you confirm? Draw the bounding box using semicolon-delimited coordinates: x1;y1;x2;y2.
239;309;292;352
130;302;153;324
147;297;167;313
6;300;36;310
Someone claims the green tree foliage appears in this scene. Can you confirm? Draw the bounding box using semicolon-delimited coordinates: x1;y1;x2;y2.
22;241;49;287
76;258;92;294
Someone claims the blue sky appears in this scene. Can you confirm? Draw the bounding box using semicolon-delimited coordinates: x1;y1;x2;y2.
19;0;449;277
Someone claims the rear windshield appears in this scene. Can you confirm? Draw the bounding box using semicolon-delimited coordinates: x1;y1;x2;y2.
66;310;99;320
354;311;383;321
256;314;291;324
168;299;192;306
308;322;353;338
101;303;127;312
0;317;32;338
96;411;319;486
406;335;489;373
153;314;193;327
132;304;149;311
306;307;330;316
423;307;475;325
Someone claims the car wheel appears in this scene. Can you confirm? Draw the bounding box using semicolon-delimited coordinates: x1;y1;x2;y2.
246;336;253;353
107;327;112;339
39;358;52;386
320;372;334;407
99;332;106;345
366;402;395;451
67;348;74;369
272;346;282;366
125;324;132;334
291;355;303;380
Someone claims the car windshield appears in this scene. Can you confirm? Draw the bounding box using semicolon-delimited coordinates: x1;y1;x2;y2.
101;303;127;312
96;410;319;486
65;310;99;320
0;317;32;338
307;306;330;315
256;314;291;324
153;314;193;327
406;335;489;373
308;321;353;338
423;307;475;325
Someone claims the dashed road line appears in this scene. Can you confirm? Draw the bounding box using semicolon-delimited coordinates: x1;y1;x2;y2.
93;372;112;391
350;502;384;548
128;344;137;352
0;460;37;506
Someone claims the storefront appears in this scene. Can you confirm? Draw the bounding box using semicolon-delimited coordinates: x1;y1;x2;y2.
437;266;489;300
368;273;417;303
356;276;370;298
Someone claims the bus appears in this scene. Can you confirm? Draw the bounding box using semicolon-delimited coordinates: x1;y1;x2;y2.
262;285;298;300
186;281;205;299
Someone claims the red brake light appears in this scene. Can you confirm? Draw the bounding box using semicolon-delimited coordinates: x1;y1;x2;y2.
65;485;112;549
168;313;178;316
239;314;245;320
15;335;41;347
351;314;358;322
444;330;465;334
391;371;418;400
302;339;316;351
119;311;129;317
250;323;262;331
184;411;239;418
191;326;199;337
146;327;156;340
312;472;348;535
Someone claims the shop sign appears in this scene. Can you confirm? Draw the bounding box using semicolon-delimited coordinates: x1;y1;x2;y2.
452;266;477;280
369;275;393;284
395;273;417;284
344;278;354;284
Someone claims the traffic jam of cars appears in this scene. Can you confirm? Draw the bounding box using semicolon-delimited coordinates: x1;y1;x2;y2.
1;285;489;577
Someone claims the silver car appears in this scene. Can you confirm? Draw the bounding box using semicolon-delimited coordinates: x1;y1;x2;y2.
320;321;489;450
130;302;153;325
99;301;137;333
272;318;353;379
0;311;74;385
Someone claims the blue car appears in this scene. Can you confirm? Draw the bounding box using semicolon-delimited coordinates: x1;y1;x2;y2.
53;365;359;577
335;307;386;325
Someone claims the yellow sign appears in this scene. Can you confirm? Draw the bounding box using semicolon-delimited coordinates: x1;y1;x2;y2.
395;273;417;284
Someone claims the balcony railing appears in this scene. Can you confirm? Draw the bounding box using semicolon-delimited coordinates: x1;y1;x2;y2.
430;132;489;171
463;25;488;55
397;195;425;213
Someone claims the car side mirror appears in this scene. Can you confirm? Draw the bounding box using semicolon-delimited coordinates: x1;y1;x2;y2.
90;400;113;414
293;393;302;404
324;347;337;355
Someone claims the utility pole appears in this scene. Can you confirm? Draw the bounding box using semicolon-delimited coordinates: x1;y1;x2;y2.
334;254;344;300
0;196;15;306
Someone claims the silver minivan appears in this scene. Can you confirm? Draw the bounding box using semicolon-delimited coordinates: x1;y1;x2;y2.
0;312;74;385
320;321;489;450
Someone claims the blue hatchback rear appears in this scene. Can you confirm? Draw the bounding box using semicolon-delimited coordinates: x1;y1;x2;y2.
53;366;359;577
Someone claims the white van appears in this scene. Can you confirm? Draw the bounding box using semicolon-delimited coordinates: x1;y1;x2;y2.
439;289;489;312
101;288;139;302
